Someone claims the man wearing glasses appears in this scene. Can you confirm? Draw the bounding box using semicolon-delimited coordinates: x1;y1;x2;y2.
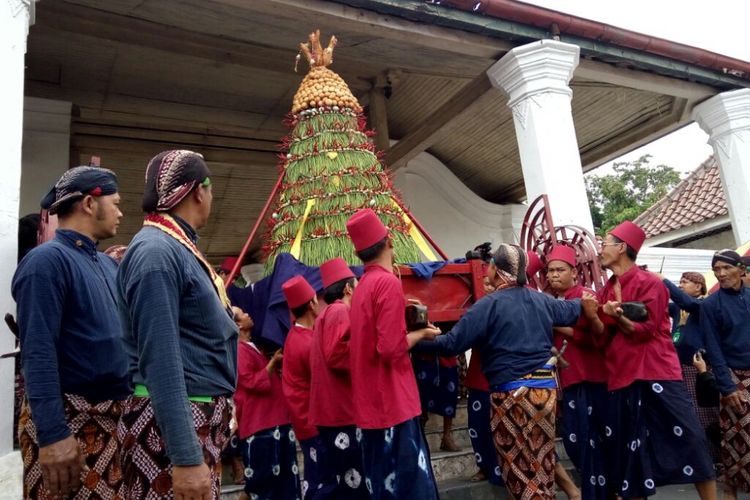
117;150;238;500
596;221;716;500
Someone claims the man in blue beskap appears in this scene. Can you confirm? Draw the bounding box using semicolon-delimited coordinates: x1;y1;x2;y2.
117;150;238;500
700;249;750;500
13;166;129;499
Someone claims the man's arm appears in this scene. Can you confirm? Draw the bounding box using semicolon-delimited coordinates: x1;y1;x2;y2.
663;279;701;314
321;305;351;370
699;299;737;396
13;256;69;447
125;268;203;465
415;299;487;356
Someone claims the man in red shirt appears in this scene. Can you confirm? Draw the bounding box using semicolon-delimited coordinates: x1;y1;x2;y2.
281;275;322;499
597;221;716;500
346;209;441;499
546;245;608;500
234;308;300;500
309;257;368;499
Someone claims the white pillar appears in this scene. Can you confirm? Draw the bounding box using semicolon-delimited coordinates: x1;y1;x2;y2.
487;40;594;233
693;89;750;246
0;0;35;464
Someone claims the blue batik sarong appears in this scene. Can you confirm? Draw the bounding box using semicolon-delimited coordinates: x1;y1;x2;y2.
360;418;438;499
467;389;503;485
241;424;301;500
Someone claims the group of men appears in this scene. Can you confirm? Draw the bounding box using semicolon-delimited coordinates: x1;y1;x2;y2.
10;147;750;500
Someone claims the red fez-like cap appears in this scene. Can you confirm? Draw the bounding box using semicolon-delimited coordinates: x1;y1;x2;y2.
526;250;543;278
320;257;355;289
220;257;238;272
547;245;576;268
282;275;316;309
610;220;646;253
346;209;388;252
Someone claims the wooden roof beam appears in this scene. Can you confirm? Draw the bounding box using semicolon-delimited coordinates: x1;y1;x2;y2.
386;73;493;171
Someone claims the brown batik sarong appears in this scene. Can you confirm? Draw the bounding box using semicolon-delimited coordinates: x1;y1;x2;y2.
490;387;557;500
19;394;124;499
720;368;750;492
117;395;230;499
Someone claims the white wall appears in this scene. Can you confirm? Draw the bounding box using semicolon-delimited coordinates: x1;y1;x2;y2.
393;152;527;260
20;97;72;216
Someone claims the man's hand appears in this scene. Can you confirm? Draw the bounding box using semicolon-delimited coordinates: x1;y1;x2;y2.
39;435;85;497
602;301;623;318
406;325;442;349
692;351;707;374
722;390;749;413
581;293;599;319
266;349;283;374
173;463;212;500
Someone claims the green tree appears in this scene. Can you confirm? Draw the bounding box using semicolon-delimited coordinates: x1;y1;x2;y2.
585;154;681;235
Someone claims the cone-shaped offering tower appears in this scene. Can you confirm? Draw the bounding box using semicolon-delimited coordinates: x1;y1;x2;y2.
263;30;422;273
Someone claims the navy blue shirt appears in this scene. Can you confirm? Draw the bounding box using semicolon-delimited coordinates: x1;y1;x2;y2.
11;229;130;447
417;286;580;387
663;279;705;366
117;217;238;465
701;284;750;395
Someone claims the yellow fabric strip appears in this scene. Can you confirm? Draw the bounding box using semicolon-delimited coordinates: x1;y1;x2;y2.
390;198;438;261
290;198;316;259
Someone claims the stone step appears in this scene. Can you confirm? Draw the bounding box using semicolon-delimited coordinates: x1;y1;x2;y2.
424;424;472;451
430;449;478;482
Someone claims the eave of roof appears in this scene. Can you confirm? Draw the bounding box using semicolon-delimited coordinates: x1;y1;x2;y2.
331;0;750;90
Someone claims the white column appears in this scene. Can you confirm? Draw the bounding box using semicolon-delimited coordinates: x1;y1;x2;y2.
0;0;35;465
487;39;594;233
693;89;750;246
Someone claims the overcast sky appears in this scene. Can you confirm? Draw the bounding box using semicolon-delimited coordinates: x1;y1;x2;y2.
522;0;750;176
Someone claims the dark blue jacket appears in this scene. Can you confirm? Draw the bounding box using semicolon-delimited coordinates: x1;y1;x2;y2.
117;217;238;465
663;279;705;366
12;229;130;447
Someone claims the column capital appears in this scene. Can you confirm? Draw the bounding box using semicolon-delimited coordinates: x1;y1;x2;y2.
4;0;36;41
692;88;750;140
486;39;580;107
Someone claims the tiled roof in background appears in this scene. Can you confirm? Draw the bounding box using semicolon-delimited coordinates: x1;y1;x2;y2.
634;156;727;238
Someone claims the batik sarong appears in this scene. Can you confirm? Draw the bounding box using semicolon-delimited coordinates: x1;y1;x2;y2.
117;395;230;499
467;389;502;485
560;382;608;500
360;418;438;500
241;424;301;500
605;380;715;499
682;364;721;463
308;426;368;499
19;394;124;499
720;368;750;492
490;387;557;499
413;356;459;417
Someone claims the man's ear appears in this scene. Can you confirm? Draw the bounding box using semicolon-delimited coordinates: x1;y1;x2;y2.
80;195;97;215
192;186;205;204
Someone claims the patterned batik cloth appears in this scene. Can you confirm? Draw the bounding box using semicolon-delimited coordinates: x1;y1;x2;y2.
605;380;715;499
719;368;750;493
467;389;503;485
490;387;557;500
560;382;608;500
360;418;439;500
240;424;301;500
413;357;459;418
682;364;721;463
19;394;124;499
117;395;230;499
314;426;368;499
299;435;324;500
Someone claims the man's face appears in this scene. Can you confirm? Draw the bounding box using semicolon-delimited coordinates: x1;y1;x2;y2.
93;193;122;240
713;261;743;290
679;277;703;297
546;260;575;293
198;184;213;229
598;235;624;269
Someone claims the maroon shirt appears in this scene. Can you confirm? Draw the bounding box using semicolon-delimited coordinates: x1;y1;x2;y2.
281;325;318;441
309;300;355;427
234;342;291;439
597;266;682;390
552;284;607;388
349;264;421;429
